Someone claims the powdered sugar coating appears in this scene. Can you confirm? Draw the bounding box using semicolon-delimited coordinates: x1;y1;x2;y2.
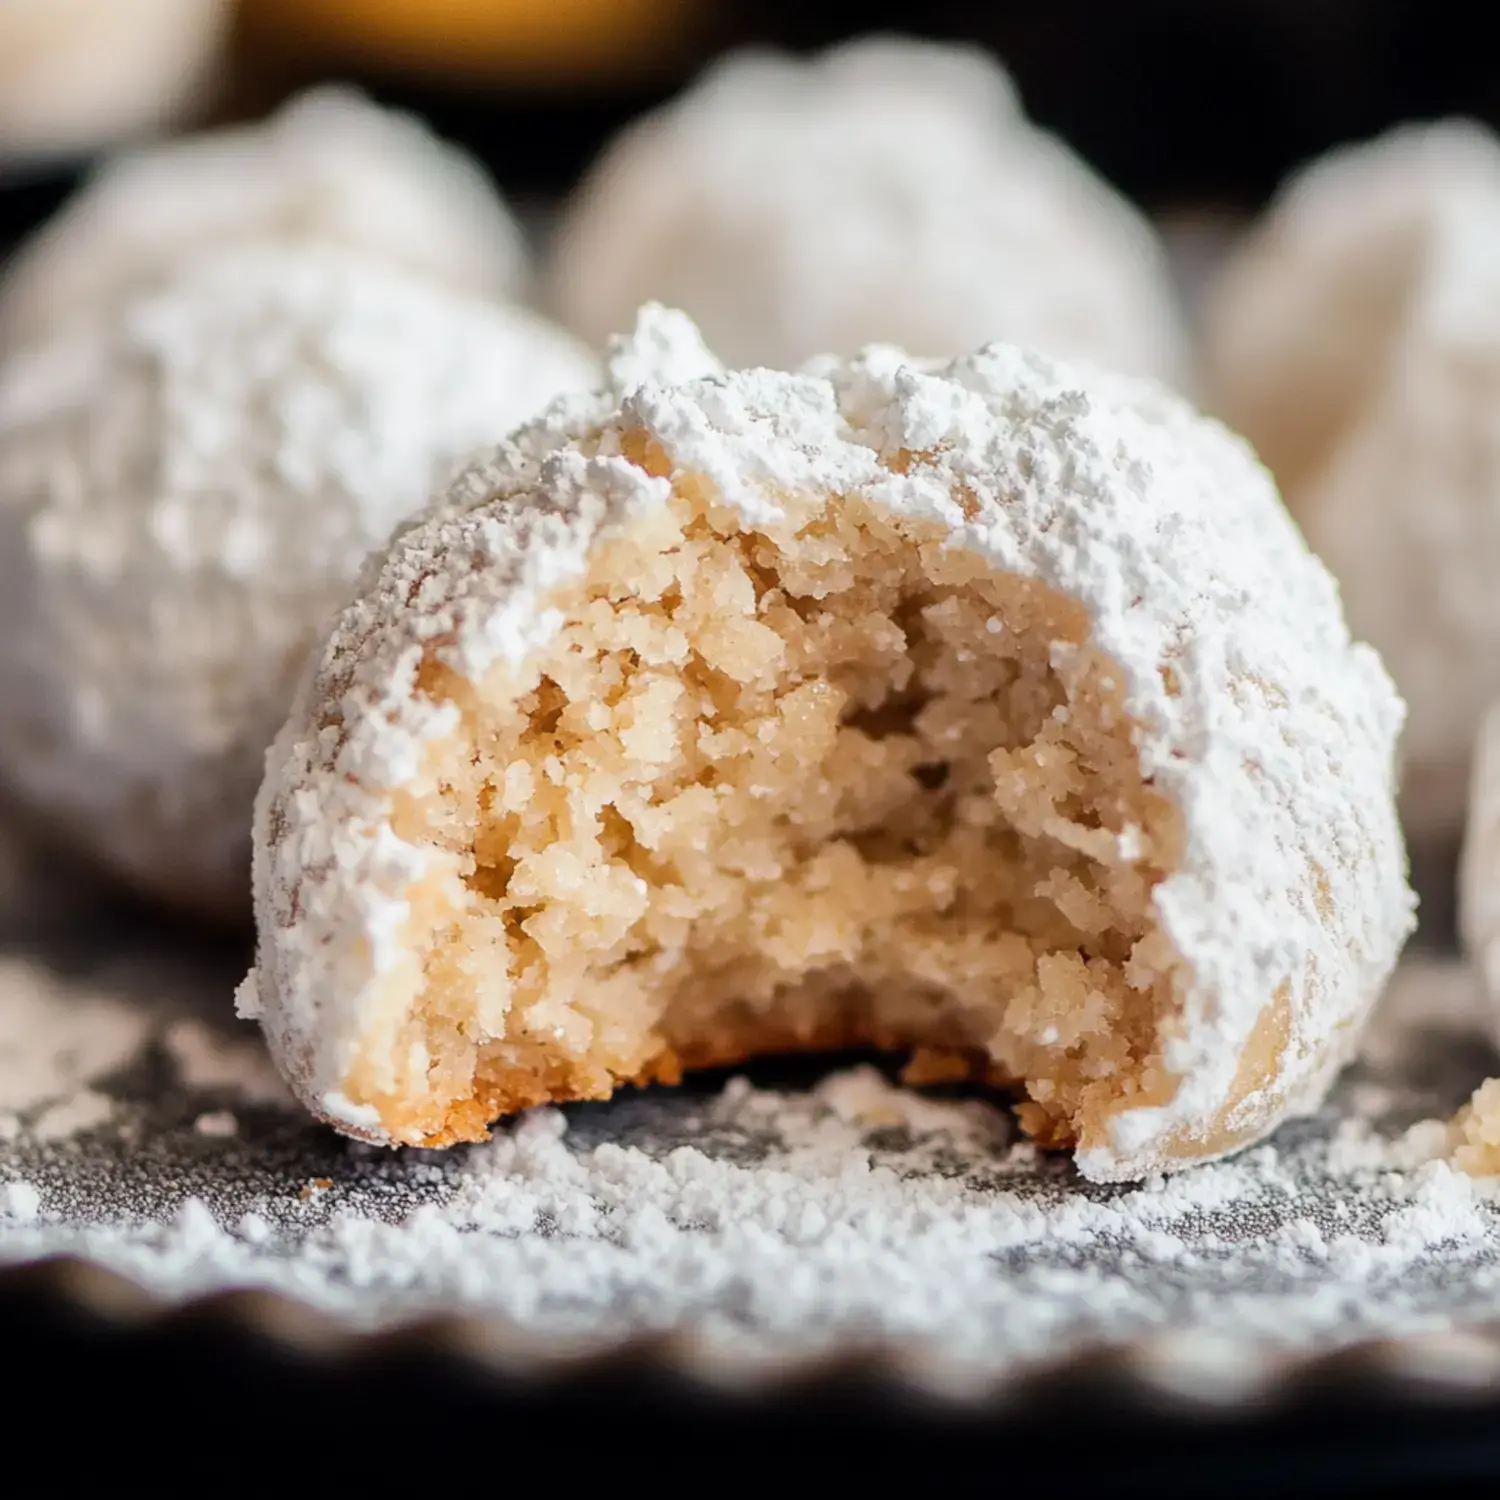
0;84;527;348
549;37;1185;382
1204;121;1500;840
1461;704;1500;1021
0;241;598;919
248;305;1410;1180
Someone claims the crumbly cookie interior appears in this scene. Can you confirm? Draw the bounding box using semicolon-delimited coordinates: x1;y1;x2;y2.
1452;1078;1500;1175
365;457;1187;1150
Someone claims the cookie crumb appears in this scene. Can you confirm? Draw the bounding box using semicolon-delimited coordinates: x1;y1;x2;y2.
193;1110;238;1139
0;1180;40;1223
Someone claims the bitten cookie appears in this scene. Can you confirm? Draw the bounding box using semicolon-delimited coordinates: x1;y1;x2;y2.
244;305;1411;1183
1204;120;1500;840
549;37;1185;382
0;84;527;348
0;242;597;920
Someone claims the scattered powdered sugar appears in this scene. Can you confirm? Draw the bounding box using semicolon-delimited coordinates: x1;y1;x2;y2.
193;1111;239;1139
3;935;1500;1375
31;1090;117;1143
0;959;155;1139
0;948;296;1143
0;1180;40;1223
163;1019;290;1108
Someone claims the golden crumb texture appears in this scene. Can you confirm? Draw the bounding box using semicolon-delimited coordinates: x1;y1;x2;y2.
245;304;1413;1182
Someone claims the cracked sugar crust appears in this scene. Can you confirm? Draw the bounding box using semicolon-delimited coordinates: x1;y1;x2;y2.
0;240;598;921
247;305;1412;1183
1203;120;1500;839
548;36;1186;384
0;83;528;349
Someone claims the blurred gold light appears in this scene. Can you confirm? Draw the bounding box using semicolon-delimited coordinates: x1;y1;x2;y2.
244;0;707;85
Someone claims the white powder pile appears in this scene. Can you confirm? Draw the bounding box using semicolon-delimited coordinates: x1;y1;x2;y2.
0;1180;41;1224
2;953;1499;1375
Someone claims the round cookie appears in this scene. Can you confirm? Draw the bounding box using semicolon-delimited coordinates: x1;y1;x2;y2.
0;84;527;349
1454;705;1500;1175
548;37;1186;381
243;304;1412;1183
0;241;598;921
0;0;231;166
1461;702;1500;1000
1203;120;1500;841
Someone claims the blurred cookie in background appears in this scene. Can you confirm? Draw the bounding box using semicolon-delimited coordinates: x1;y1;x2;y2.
0;86;531;349
0;0;233;168
548;36;1187;382
0;241;597;923
1204;120;1500;846
0;80;594;922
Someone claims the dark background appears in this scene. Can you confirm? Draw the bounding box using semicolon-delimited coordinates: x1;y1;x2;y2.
240;0;1499;207
4;0;1498;239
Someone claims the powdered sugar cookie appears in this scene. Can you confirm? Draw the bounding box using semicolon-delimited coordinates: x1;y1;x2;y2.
0;242;597;920
0;0;231;166
1204;121;1500;840
1461;699;1500;996
549;37;1185;382
243;305;1411;1182
1427;700;1500;1177
0;84;527;348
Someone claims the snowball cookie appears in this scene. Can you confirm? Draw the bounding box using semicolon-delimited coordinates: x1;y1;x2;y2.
1203;121;1500;840
243;305;1411;1182
0;84;527;350
0;0;231;166
0;241;598;921
548;37;1186;382
1461;702;1500;1002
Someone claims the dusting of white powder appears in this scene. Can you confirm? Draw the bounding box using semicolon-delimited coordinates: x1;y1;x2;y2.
549;36;1186;382
0;956;298;1140
2;953;1499;1374
0;83;528;347
0;239;597;916
193;1111;239;1139
1204;121;1500;841
249;302;1411;1180
0;960;154;1129
0;1181;40;1223
31;1091;117;1143
164;1020;290;1108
